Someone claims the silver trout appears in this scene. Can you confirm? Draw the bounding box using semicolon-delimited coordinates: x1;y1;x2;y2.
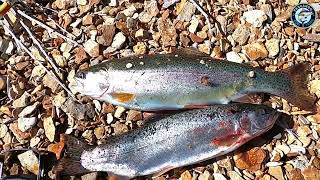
71;48;315;111
54;104;281;178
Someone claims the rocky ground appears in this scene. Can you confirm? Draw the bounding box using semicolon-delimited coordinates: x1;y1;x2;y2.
0;0;320;179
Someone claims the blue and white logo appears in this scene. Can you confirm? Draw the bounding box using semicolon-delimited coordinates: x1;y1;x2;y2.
291;4;316;28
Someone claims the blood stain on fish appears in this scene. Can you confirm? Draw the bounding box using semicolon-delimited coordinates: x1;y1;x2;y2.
211;129;245;146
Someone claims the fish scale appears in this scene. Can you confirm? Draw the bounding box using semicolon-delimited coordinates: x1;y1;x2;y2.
55;103;281;178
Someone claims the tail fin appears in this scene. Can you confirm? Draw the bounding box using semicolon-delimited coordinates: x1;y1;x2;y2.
53;135;92;176
279;62;315;111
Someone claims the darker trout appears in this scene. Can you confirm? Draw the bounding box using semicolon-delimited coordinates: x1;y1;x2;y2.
71;48;315;111
54;104;281;178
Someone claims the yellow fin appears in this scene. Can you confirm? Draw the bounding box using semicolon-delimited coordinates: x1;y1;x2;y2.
111;92;136;103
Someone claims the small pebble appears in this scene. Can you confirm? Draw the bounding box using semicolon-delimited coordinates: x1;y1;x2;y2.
18;150;40;175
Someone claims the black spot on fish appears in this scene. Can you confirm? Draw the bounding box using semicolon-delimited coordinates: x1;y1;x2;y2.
200;76;210;86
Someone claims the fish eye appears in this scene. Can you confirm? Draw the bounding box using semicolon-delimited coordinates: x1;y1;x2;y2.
76;72;86;79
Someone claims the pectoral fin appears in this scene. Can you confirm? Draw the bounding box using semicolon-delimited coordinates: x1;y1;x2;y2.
111;92;136;103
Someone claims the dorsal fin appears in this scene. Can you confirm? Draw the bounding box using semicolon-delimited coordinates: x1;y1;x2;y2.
174;47;209;57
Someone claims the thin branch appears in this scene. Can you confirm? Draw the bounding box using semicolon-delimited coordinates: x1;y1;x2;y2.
3;24;76;100
16;9;78;45
33;2;77;39
20;20;61;74
189;0;213;36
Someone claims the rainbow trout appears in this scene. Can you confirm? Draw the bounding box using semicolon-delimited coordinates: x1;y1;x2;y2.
55;104;281;178
71;48;315;111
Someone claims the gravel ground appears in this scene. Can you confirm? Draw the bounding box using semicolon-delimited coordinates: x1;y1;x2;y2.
0;0;320;179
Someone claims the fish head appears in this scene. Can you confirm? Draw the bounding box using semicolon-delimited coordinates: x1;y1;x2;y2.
72;70;110;98
241;106;280;135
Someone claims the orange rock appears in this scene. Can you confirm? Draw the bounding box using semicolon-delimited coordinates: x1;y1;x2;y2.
289;168;305;180
48;135;65;160
190;33;204;43
284;27;295;36
302;167;320;180
311;157;320;169
234;147;267;172
9;123;31;140
296;28;306;37
74;47;88;64
268;166;285;180
243;43;268;61
211;46;224;58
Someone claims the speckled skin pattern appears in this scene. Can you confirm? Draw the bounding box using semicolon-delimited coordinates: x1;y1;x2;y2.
73;49;301;111
80;104;280;178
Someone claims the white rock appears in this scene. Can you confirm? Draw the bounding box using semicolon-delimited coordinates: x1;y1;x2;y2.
82;129;93;139
52;54;67;67
93;100;102;112
177;1;196;22
107;113;114;124
81;172;98;180
111;32;126;50
30;137;41;147
226;51;243;63
77;0;87;5
0;124;8;138
102;16;115;25
199;170;213;180
114;106;126;118
31;65;46;78
122;5;137;17
12;92;31;108
83;39;100;58
3;132;12;144
18;117;37;132
138;0;159;23
275;144;290;154
43;117;55;142
18;150;40;175
286;0;300;6
243;10;267;27
266;38;280;57
19;102;40;118
294;42;299;51
212;173;227;180
53;91;67;108
109;0;117;6
70;18;82;28
60;43;74;53
266;161;283;167
289;144;306;154
188;16;199;33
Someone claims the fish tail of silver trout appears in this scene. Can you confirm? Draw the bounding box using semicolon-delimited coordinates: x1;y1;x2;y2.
53;135;91;176
257;62;315;111
278;62;315;111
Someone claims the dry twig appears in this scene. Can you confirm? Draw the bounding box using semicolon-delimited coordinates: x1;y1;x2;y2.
16;9;78;45
3;23;76;100
20;20;61;74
